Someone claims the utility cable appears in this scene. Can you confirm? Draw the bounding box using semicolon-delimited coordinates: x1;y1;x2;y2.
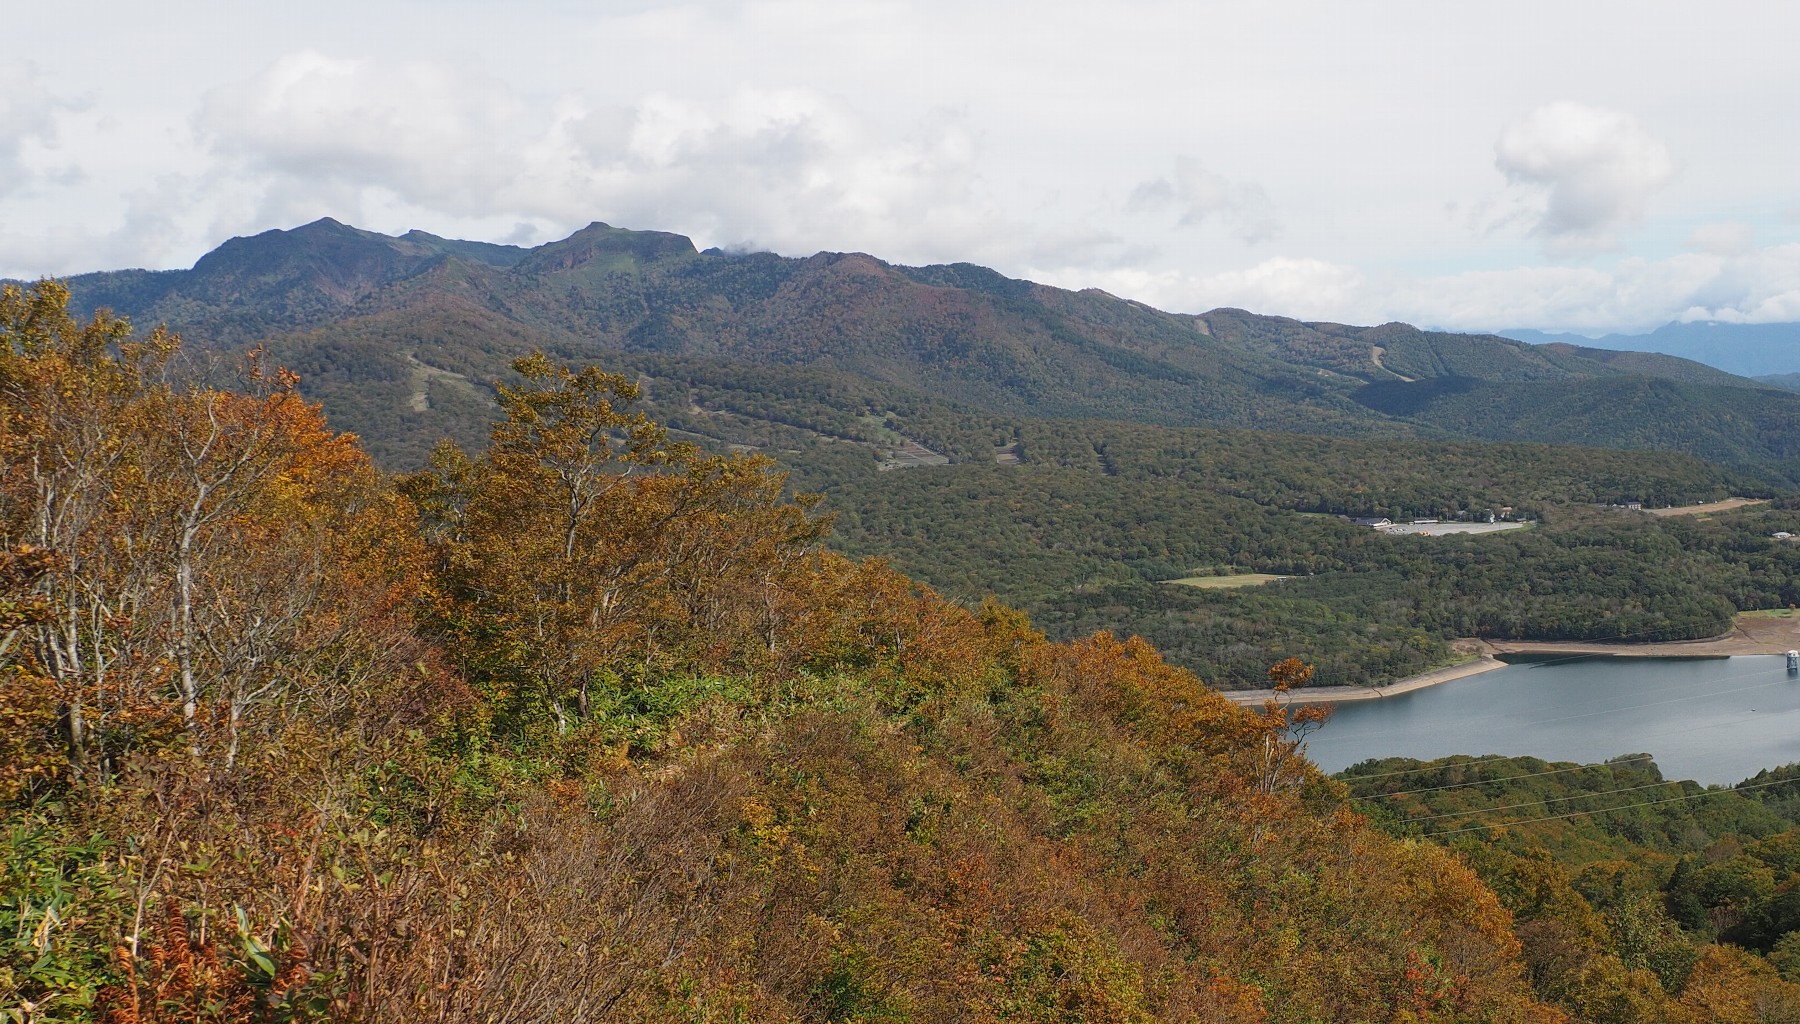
1395;775;1691;822
1338;754;1522;781
1520;668;1787;727
1525;663;1779;720
1360;755;1652;798
1623;705;1800;748
1422;776;1800;838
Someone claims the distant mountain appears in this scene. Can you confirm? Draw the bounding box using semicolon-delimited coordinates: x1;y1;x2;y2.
1504;321;1800;378
1202;310;1753;388
35;218;1800;478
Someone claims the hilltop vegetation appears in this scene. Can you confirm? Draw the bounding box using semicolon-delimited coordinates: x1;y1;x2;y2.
1344;754;1800;1022
1355;374;1800;467
22;279;1800;1020
2;282;1582;1022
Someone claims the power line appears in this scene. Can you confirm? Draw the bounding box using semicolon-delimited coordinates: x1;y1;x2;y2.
1339;754;1522;781
1422;776;1800;838
1625;705;1800;747
1362;755;1652;798
1396;775;1689;822
1520;669;1788;727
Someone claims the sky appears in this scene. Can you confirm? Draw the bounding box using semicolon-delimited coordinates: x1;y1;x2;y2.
4;0;1799;335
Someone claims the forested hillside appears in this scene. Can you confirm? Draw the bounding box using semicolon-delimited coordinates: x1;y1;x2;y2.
24;278;1800;1020
1346;754;1800;1021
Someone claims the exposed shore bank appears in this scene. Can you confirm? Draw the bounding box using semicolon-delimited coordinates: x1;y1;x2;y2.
1221;654;1506;706
1483;618;1798;659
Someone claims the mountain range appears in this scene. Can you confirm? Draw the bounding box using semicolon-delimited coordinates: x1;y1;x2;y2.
41;217;1800;480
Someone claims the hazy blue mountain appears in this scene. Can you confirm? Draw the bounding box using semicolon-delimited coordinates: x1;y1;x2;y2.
1504;321;1800;377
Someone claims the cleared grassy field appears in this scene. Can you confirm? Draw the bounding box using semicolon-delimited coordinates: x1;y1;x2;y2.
1648;497;1767;517
1164;573;1286;589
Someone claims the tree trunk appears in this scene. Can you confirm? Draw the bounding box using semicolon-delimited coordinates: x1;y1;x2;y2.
177;523;200;751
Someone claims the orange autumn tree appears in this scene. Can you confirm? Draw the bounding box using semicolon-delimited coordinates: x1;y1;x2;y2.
1254;656;1330;798
406;352;830;737
1;282;461;1022
156;363;386;766
0;280;418;778
0;280;178;783
0;287;1592;1024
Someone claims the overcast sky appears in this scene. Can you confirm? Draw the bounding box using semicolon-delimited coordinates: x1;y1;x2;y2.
5;0;1798;334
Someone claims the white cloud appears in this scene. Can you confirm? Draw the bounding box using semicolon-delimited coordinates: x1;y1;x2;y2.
1494;102;1674;256
197;51;533;225
194;52;1029;269
0;63;81;197
1129;157;1277;244
1062;257;1363;323
1673;243;1800;324
1379;246;1800;334
7;11;1798;342
545;90;1006;262
1079;244;1800;339
1196;257;1360;318
1686;221;1755;257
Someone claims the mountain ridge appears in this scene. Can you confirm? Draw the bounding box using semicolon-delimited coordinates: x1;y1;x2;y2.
31;219;1800;477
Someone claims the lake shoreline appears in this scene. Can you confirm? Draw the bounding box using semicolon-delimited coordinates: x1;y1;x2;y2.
1220;612;1800;707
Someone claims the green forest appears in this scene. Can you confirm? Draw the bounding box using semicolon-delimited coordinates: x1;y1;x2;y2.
1344;754;1800;1021
813;439;1800;689
52;218;1800;692
63;217;1800;487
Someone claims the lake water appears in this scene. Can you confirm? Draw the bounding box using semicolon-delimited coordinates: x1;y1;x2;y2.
1304;655;1800;785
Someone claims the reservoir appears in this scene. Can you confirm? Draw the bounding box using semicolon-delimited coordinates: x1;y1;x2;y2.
1304;654;1800;785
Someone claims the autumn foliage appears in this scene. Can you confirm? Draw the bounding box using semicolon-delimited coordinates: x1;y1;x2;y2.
10;277;1765;1021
